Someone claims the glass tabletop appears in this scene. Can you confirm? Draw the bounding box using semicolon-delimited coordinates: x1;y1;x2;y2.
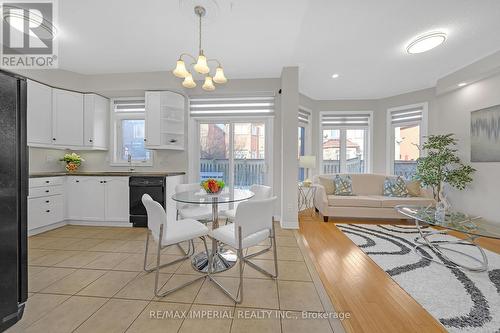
396;205;500;239
171;188;254;205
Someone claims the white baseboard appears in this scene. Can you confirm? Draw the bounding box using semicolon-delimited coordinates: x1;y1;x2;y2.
28;219;133;235
280;218;299;229
28;221;66;236
67;220;132;227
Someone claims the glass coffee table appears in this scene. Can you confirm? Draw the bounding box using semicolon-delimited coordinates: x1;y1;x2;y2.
171;188;254;273
396;205;500;272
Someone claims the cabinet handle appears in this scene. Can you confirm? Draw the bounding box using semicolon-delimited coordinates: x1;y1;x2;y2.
143;138;147;142
75;180;79;183
103;181;107;183
45;180;50;183
45;200;50;203
52;138;56;141
45;190;49;193
46;210;50;213
89;138;93;143
100;181;103;184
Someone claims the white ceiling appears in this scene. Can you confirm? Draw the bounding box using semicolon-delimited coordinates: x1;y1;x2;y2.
56;0;500;99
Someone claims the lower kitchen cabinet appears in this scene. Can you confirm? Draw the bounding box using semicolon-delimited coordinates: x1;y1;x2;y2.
66;176;105;221
103;177;129;222
28;177;65;234
66;176;129;223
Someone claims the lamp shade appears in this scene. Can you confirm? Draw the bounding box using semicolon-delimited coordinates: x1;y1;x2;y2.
202;76;215;91
182;74;196;88
194;53;210;74
299;155;316;169
213;66;227;84
173;60;189;78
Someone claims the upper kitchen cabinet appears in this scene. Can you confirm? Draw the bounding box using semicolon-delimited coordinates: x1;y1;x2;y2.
52;88;84;147
27;80;53;146
84;94;109;150
145;91;185;150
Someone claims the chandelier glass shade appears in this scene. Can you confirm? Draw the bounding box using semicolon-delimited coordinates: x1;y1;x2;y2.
172;6;227;91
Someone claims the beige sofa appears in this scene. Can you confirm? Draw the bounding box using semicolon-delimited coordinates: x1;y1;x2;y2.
313;173;435;221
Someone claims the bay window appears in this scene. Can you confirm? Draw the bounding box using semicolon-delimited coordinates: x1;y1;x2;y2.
320;112;372;174
387;103;427;179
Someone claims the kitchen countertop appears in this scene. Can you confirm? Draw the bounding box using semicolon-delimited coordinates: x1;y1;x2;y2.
29;171;186;178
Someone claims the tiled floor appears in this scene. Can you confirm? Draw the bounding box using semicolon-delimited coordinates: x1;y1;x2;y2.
9;222;335;333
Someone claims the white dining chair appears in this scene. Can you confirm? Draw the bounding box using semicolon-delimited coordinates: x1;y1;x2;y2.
208;196;278;303
142;194;210;297
175;183;212;222
221;184;273;224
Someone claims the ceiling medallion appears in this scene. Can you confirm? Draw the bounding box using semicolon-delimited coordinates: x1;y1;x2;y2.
172;5;227;91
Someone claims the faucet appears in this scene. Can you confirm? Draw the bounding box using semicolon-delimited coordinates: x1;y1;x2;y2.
127;154;135;172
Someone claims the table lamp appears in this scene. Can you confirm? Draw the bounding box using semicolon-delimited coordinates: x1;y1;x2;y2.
299;155;316;186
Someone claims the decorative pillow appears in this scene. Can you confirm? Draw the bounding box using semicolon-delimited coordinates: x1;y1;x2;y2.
318;176;335;195
383;177;409;197
405;180;421;197
333;175;353;196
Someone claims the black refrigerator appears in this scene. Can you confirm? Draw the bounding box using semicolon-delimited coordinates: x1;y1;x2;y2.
0;70;28;332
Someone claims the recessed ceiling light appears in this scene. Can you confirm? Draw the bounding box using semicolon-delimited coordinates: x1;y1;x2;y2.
406;32;447;54
331;73;339;79
458;82;467;87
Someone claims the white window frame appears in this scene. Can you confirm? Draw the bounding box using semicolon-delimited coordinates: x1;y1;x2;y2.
188;116;273;188
298;106;312;155
110;97;154;167
386;102;428;175
318;111;373;174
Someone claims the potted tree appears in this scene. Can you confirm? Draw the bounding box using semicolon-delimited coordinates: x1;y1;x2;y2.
414;134;475;217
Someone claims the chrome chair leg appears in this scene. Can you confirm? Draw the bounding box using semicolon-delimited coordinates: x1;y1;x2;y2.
153;232;209;298
242;219;278;278
208;226;243;303
143;230;192;273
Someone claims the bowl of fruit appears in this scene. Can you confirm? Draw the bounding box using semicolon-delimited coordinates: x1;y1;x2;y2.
201;178;225;195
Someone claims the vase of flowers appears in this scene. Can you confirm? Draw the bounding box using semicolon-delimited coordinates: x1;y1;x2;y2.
60;153;84;173
201;178;225;194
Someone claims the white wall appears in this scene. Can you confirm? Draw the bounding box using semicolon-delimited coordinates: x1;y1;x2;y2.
280;67;299;228
436;72;500;222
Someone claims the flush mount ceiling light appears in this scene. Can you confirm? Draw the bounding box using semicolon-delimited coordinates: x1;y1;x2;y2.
458;82;467;87
406;32;447;54
331;73;340;79
172;5;227;91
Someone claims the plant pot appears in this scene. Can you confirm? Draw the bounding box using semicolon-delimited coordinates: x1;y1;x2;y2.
65;162;80;173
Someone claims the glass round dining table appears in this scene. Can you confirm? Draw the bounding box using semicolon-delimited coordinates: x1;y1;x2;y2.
171;188;254;273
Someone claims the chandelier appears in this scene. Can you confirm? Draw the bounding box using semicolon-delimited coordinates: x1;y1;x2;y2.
172;5;227;91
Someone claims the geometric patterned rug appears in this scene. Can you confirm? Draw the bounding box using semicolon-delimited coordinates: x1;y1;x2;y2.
337;224;500;333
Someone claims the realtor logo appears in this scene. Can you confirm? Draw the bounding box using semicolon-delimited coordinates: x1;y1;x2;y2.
1;0;58;68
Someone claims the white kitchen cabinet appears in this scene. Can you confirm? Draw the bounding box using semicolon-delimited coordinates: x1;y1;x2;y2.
27;80;53;146
66;176;105;221
84;94;109;150
66;176;129;223
28;177;65;234
52;88;84;147
145;91;185;150
103;177;129;222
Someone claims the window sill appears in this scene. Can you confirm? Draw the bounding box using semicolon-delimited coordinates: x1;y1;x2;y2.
109;162;154;167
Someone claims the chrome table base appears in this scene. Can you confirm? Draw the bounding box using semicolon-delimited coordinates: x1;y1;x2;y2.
192;248;237;273
191;196;238;273
413;219;489;272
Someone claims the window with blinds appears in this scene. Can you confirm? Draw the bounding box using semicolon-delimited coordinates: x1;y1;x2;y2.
321;112;371;127
113;99;146;113
189;95;275;117
390;105;424;125
298;107;311;124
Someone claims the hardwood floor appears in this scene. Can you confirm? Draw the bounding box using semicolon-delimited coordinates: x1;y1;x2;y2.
297;210;500;333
